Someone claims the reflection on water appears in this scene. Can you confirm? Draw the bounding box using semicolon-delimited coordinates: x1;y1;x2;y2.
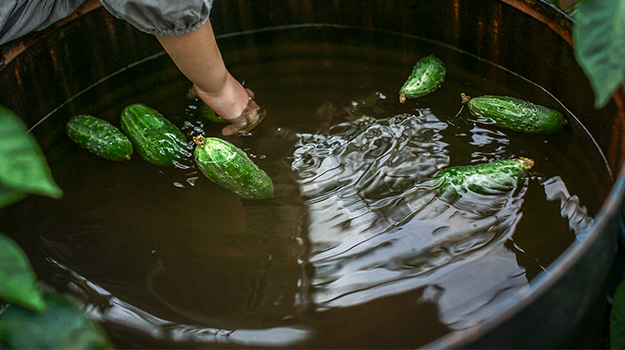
43;260;313;348
468;125;510;162
541;175;593;242
292;111;530;329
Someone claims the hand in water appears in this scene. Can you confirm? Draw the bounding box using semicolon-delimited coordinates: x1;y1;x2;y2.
157;20;265;136
189;84;265;136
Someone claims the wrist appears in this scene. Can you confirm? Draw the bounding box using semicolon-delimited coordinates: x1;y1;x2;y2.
194;75;248;121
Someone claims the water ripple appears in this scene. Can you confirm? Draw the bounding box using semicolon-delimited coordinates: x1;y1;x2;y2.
291;111;531;329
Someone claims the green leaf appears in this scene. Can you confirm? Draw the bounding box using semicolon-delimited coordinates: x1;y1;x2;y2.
611;277;625;349
0;233;46;312
0;293;114;349
573;0;625;108
0;183;27;208
0;106;63;203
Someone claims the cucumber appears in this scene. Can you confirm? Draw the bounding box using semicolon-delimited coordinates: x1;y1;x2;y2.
399;55;446;103
66;115;133;161
199;102;228;123
193;135;273;199
465;94;567;134
120;104;190;166
433;157;534;200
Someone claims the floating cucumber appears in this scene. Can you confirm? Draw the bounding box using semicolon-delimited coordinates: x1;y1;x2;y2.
66;115;133;161
120;104;189;166
464;94;567;134
193;135;274;199
399;55;446;103
433;157;534;201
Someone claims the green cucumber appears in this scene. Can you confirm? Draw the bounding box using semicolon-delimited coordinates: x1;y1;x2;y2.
199;102;228;123
465;94;567;134
193;135;273;199
433;157;534;200
66;115;133;161
399;55;446;103
120;104;189;166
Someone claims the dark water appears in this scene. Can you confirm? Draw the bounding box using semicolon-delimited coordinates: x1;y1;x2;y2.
0;26;604;348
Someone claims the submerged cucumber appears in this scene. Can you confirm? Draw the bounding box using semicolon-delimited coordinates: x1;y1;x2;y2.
433;157;534;201
193;135;273;199
399;55;446;103
465;94;567;134
199;102;228;123
66;115;133;161
120;104;189;166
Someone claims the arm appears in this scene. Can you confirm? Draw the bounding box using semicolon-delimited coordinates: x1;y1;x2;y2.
156;20;258;136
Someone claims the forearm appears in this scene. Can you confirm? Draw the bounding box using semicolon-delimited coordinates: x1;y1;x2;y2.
156;19;225;92
100;0;258;134
155;20;249;121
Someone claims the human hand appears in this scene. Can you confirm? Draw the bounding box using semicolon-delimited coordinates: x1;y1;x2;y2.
219;88;264;136
156;20;264;136
189;83;264;136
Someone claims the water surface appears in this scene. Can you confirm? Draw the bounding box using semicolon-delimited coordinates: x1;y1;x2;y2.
0;25;601;348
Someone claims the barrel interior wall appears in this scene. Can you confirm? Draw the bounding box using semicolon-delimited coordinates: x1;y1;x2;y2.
210;0;585;98
0;7;162;128
458;211;618;349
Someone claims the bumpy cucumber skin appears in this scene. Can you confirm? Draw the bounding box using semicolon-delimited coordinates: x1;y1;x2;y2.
399;55;446;103
66;115;133;161
199;103;228;123
194;137;273;199
433;157;534;200
467;95;567;134
120;104;189;166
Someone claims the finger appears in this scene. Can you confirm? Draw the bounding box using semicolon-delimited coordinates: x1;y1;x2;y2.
221;102;263;136
241;100;260;131
245;88;255;99
187;86;199;99
222;122;243;136
221;112;250;135
221;112;254;135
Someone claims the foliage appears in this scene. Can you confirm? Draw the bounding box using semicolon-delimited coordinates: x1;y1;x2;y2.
0;106;62;207
0;293;113;349
0;106;113;349
573;0;625;108
0;234;46;312
548;0;625;107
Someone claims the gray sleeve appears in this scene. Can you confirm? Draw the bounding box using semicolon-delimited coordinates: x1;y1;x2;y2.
0;0;86;46
99;0;214;36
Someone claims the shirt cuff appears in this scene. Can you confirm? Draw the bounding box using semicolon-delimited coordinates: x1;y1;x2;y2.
100;0;214;36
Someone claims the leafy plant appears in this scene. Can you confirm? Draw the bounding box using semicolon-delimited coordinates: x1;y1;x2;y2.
0;234;46;313
0;106;63;207
0;106;113;349
573;0;625;108
548;0;625;108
